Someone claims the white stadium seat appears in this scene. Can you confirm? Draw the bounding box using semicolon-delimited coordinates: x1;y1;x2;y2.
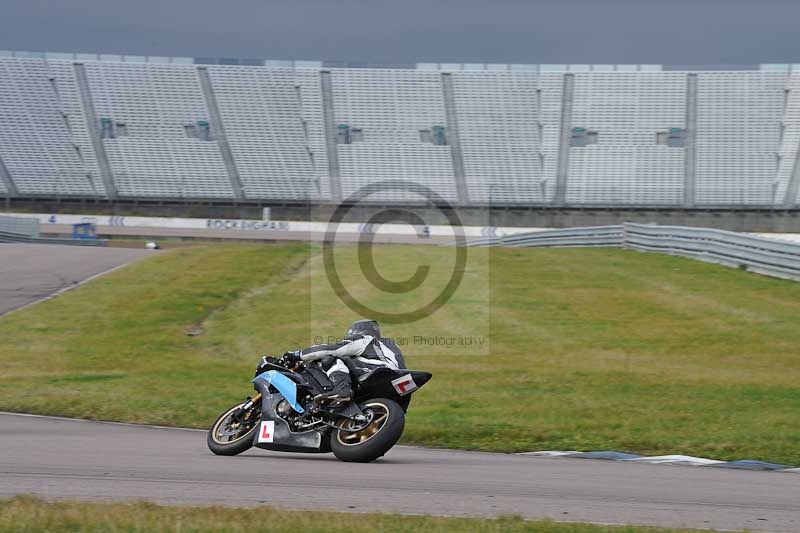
85;61;233;198
567;73;686;205
0;58;102;196
332;68;456;203
0;56;795;207
694;72;784;205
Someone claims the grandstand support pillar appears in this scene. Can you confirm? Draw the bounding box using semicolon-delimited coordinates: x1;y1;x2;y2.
441;73;469;206
783;142;800;208
684;73;698;208
74;63;118;200
197;67;245;201
554;73;575;206
0;154;18;197
320;71;343;203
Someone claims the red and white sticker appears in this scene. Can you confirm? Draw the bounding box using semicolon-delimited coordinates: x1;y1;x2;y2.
257;421;275;443
391;374;418;396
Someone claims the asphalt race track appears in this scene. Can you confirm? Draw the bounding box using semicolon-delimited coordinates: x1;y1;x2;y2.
1;413;798;532
0;243;150;316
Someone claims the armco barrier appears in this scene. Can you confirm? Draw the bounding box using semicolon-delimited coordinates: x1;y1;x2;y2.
0;230;106;246
625;223;800;281
0;215;39;238
463;223;800;282
462;225;625;248
501;225;625;248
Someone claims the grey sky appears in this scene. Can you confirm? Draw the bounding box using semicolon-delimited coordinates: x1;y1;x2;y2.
1;0;798;65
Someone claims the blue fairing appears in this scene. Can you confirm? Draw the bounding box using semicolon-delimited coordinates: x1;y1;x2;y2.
253;370;305;414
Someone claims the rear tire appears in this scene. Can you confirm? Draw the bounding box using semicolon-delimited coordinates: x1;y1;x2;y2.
207;401;261;456
330;398;405;463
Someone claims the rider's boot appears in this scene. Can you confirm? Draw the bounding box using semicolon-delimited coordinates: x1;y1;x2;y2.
314;371;353;406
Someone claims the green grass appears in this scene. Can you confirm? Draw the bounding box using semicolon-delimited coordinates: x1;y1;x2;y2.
0;496;715;532
1;243;800;464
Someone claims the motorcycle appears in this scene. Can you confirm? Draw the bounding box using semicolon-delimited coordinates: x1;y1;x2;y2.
207;355;432;463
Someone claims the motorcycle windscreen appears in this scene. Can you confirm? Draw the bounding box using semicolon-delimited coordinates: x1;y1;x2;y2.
253;370;305;414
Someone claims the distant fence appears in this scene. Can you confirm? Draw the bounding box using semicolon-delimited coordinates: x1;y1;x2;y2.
468;225;625;248
463;223;800;282
0;215;39;238
0;215;105;246
0;230;106;246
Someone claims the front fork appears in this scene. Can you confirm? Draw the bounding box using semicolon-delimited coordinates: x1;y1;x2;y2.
233;392;262;422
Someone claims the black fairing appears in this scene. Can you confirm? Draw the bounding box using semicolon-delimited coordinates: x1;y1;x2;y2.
354;367;432;405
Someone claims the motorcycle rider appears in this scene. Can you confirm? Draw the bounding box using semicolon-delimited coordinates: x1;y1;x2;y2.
282;319;404;405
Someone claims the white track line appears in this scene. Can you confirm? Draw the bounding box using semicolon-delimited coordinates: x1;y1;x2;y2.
0;257;150;319
0;411;205;433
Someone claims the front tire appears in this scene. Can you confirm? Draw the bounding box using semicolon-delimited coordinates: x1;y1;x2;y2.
207;401;261;456
330;398;405;463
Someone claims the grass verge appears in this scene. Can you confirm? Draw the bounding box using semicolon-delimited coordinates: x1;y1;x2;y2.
1;243;799;464
0;496;713;533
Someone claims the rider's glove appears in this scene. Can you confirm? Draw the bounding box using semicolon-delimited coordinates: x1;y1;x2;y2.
282;350;301;365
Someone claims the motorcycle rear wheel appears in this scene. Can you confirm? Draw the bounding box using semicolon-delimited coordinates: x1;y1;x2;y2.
207;401;261;456
330;398;405;463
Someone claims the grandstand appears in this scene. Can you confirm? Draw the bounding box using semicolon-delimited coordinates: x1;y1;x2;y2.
0;51;799;209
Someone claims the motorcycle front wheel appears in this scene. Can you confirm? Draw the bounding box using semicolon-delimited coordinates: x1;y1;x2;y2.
330;398;405;463
207;401;261;456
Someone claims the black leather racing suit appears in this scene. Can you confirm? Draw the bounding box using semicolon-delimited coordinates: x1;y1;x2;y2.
294;334;405;397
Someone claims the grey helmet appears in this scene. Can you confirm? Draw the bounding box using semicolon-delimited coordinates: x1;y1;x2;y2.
346;319;381;339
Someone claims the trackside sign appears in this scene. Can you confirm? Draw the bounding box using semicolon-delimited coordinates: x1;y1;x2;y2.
2;213;544;238
206;219;289;230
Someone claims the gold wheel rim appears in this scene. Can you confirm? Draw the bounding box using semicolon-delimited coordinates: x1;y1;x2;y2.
212;403;259;445
336;401;390;446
